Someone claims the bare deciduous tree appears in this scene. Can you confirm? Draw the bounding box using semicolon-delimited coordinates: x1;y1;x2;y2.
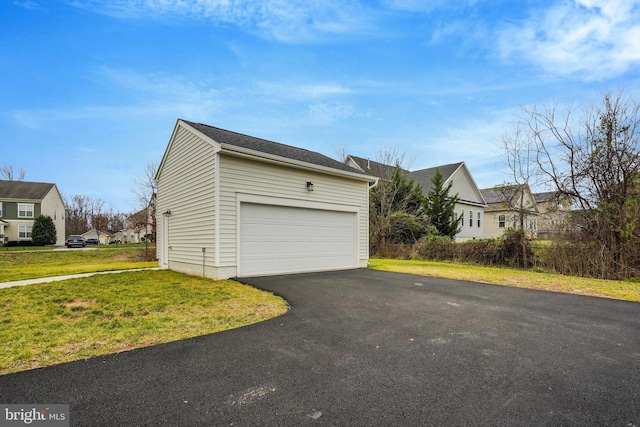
64;194;91;237
511;89;640;278
1;164;25;181
89;198;108;242
132;161;159;258
499;124;543;268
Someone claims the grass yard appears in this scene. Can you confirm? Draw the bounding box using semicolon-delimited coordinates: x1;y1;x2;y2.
0;270;288;375
370;258;640;302
1;245;55;252
0;248;158;282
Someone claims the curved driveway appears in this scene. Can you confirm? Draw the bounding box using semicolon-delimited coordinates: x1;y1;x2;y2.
1;269;639;426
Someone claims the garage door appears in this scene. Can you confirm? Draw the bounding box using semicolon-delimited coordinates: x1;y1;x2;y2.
239;203;357;276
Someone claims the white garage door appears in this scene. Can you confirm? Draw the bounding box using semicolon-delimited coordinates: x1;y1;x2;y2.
239;203;357;276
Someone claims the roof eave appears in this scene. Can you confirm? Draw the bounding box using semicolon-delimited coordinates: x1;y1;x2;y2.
220;143;378;183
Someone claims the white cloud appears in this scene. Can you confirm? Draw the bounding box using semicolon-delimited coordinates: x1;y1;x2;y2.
66;0;373;43
13;1;45;10
254;81;354;101
498;0;640;81
302;101;357;125
381;0;481;13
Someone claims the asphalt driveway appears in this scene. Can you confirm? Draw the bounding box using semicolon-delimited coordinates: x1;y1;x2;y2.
1;269;639;426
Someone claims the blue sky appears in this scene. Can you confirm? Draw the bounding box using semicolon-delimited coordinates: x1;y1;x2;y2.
2;0;639;212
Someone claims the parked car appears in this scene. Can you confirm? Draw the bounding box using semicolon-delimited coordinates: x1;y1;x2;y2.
109;239;122;245
66;235;86;248
85;238;99;245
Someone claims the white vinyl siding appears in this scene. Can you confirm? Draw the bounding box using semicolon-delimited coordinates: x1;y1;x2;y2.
156;120;372;279
219;154;369;270
156;125;217;271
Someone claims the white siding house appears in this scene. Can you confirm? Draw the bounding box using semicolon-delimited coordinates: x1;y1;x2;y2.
156;120;377;279
408;162;487;241
346;157;488;242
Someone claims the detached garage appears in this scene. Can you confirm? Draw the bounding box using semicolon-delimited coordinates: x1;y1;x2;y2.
155;119;376;279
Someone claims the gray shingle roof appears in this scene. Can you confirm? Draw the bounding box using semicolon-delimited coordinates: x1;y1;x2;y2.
183;120;369;176
346;155;410;178
407;162;464;191
533;191;560;203
0;180;56;200
479;185;520;204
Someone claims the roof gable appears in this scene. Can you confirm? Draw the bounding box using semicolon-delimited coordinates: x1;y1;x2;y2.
0;180;56;200
408;162;487;206
480;186;520;204
183;120;369;177
407;162;464;188
345;155;410;178
480;184;538;213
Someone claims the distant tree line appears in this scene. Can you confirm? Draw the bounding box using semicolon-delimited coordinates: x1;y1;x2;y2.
64;194;127;238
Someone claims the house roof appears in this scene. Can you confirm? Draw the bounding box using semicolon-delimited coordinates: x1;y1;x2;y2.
479;185;520;204
406;162;464;190
183;120;371;177
346;155;410;178
0;180;56;200
533;191;561;203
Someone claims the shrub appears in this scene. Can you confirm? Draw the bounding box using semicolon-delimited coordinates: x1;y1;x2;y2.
495;228;534;268
31;215;57;246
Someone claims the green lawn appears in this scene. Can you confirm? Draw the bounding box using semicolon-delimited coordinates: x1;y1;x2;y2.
0;248;158;282
0;270;288;375
370;258;640;302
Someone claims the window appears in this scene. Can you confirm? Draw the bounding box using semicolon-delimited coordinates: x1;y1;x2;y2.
498;214;505;228
460;210;464;224
18;203;34;218
0;202;3;217
19;225;32;239
477;211;481;228
469;210;473;227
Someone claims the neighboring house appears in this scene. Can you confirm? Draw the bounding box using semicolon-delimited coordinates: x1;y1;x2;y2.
155;119;377;279
82;229;114;245
480;184;539;239
533;191;572;239
408;162;488;242
122;199;156;243
0;180;66;245
347;157;487;242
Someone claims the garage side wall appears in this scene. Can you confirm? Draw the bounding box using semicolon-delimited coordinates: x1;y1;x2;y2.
219;154;370;276
156;126;217;276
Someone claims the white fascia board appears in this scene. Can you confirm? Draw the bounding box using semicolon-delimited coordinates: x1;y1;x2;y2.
220;143;378;183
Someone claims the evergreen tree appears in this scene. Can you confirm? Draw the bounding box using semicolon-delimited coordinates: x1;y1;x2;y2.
370;167;431;247
31;215;57;246
425;168;461;238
